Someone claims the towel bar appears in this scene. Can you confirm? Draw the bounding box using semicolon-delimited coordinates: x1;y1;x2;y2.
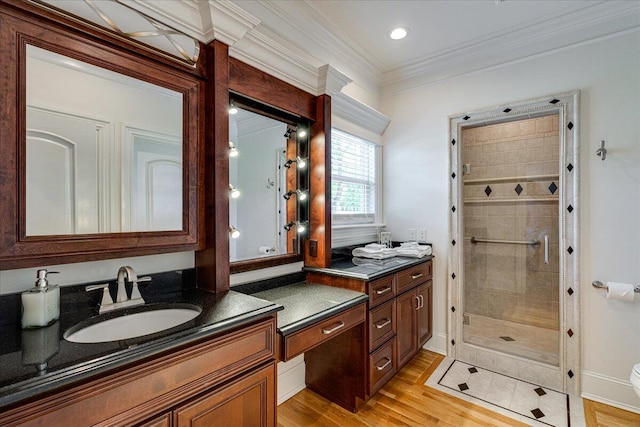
592;280;640;293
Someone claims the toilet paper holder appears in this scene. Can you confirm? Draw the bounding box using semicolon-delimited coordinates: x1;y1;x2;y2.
592;280;640;293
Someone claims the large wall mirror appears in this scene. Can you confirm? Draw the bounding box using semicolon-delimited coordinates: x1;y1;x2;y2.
0;5;202;269
229;95;309;272
26;45;183;235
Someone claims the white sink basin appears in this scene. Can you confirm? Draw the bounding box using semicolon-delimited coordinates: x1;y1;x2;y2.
64;304;202;343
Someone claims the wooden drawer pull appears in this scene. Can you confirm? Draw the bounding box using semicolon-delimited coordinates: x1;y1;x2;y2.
375;286;392;295
322;321;345;335
375;318;392;329
411;273;423;280
375;357;392;371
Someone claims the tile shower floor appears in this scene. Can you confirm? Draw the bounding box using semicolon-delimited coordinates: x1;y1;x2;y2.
426;358;585;426
463;314;559;365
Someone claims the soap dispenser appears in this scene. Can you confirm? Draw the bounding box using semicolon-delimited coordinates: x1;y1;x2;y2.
21;269;60;329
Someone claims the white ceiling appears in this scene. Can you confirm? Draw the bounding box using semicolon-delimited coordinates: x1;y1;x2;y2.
40;0;640;97
294;0;598;73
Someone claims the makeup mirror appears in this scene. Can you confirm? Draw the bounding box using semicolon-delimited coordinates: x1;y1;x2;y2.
228;96;308;271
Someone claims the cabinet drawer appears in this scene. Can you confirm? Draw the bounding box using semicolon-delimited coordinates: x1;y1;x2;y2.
368;275;396;308
368;338;396;395
397;261;432;294
368;299;395;351
282;303;366;361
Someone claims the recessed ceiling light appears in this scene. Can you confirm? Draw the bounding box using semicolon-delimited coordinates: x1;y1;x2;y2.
389;27;410;40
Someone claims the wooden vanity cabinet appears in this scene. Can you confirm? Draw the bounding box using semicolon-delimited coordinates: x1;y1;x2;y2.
397;280;433;368
1;316;277;427
306;258;433;398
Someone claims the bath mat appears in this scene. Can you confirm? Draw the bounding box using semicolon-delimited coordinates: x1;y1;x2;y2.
425;358;585;426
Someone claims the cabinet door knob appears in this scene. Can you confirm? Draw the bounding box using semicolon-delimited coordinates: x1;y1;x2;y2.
375;318;392;329
322;321;345;335
376;357;392;371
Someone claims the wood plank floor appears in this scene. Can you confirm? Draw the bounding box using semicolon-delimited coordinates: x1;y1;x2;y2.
277;350;640;427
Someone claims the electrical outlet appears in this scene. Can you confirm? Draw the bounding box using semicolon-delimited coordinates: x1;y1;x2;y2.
408;228;417;241
417;229;427;242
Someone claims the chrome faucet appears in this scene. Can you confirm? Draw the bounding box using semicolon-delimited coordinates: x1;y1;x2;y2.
86;266;151;314
117;266;138;303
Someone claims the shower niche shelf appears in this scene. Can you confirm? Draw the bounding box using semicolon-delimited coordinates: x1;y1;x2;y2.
463;174;559;185
464;196;558;204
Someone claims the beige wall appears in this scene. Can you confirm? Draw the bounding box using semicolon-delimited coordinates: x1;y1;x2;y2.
461;116;560;330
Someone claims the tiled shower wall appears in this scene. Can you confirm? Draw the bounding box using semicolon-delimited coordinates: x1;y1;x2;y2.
462;115;559;330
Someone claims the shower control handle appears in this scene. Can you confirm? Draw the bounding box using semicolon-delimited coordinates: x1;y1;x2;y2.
544;235;549;265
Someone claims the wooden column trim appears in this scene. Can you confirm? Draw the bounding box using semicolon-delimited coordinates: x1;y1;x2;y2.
304;95;331;268
195;40;229;292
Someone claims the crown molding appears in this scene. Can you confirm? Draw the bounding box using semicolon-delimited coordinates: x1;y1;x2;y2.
318;65;352;97
205;0;260;46
252;0;383;98
123;0;209;42
381;1;640;96
126;0;260;46
332;93;390;137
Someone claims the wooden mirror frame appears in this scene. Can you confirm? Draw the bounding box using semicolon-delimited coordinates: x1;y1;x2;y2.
196;44;331;291
0;1;205;270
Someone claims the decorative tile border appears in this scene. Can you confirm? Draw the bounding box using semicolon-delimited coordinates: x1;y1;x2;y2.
447;91;581;395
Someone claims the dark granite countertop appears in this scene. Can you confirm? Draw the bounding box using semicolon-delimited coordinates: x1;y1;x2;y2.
251;282;368;336
0;271;282;410
304;255;433;281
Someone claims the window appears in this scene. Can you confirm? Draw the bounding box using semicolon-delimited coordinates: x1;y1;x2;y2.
331;129;380;226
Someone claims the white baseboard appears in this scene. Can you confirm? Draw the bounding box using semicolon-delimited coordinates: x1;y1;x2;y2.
422;332;447;355
277;354;306;405
582;370;640;414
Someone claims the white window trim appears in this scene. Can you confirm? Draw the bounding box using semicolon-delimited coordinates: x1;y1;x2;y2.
330;92;390;247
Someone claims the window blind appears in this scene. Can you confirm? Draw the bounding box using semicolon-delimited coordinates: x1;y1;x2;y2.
331;129;377;224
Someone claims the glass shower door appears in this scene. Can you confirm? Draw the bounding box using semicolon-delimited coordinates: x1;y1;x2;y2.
461;114;560;366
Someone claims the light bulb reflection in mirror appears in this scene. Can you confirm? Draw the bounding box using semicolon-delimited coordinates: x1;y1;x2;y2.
229;225;240;239
229;185;240;199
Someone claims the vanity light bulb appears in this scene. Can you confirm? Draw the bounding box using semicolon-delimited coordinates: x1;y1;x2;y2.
297;190;308;201
229;226;240;239
296;223;306;234
229;105;238;115
229;143;239;158
297;129;307;138
230;186;240;199
296;157;307;169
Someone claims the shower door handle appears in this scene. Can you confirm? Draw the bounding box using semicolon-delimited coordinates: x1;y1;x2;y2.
544;235;549;265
